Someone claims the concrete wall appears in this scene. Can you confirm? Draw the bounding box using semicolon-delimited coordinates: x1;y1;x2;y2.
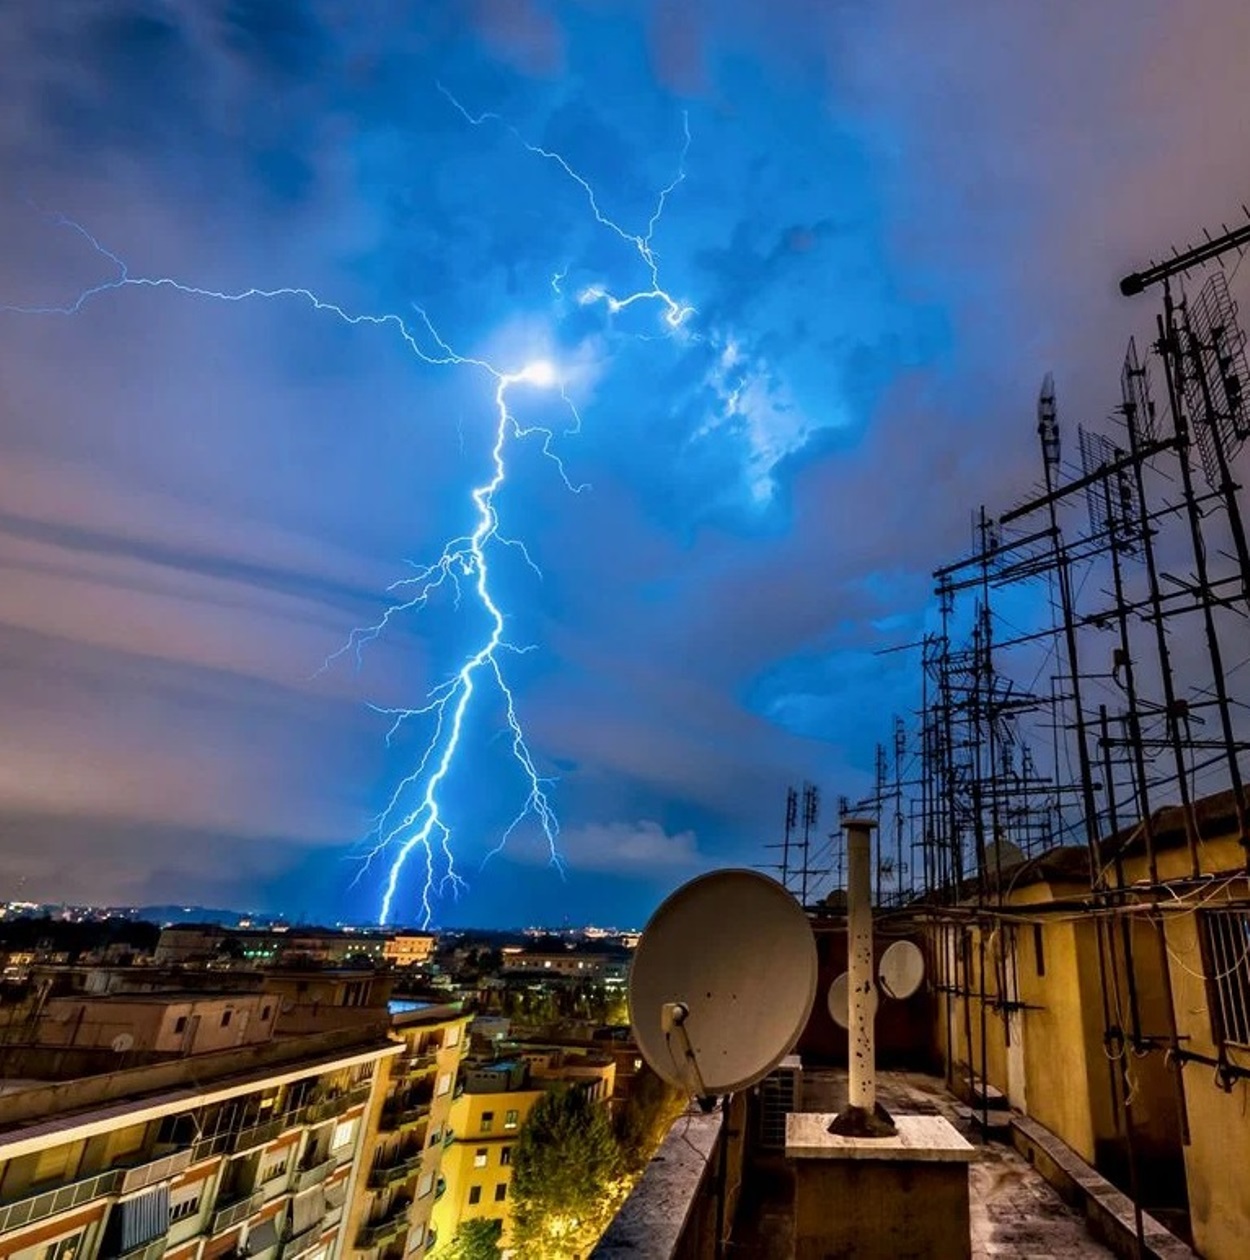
928;815;1250;1260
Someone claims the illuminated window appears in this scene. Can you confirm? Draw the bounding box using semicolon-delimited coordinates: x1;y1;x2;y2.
436;1073;452;1097
473;1149;488;1169
331;1118;357;1152
418;1172;434;1198
504;1110;518;1130
468;1186;481;1206
445;1025;460;1048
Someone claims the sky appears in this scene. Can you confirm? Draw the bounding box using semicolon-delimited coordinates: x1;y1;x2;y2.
1;1;1249;928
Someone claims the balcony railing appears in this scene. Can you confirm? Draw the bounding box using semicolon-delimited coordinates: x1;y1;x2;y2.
355;1199;412;1248
378;1099;432;1133
190;1131;234;1164
0;1168;125;1236
119;1150;193;1195
292;1159;335;1194
299;1081;370;1127
210;1192;265;1236
231;1116;290;1154
109;1238;169;1260
280;1223;323;1260
367;1153;423;1189
394;1050;438;1076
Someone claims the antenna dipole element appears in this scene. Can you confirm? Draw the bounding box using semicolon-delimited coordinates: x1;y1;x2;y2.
1119;208;1250;296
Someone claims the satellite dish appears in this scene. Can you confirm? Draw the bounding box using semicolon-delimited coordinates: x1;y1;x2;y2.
629;869;817;1097
878;941;926;1001
111;1033;135;1054
827;972;879;1030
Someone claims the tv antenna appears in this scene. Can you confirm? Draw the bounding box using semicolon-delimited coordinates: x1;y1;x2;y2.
628;869;817;1103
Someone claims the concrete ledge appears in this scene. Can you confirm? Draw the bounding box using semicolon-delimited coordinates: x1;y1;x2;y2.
591;1105;722;1260
787;1113;975;1162
1010;1114;1195;1260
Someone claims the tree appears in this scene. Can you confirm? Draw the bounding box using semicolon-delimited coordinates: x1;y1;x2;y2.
445;1219;501;1260
615;1064;687;1172
511;1085;624;1258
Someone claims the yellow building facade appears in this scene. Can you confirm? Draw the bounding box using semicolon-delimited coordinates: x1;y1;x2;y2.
929;791;1250;1259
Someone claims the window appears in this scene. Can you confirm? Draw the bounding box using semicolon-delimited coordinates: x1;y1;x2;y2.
221;1010;232;1028
43;1234;83;1260
480;1112;494;1134
468;1186;482;1205
1201;909;1250;1046
473;1148;488;1169
445;1025;460;1048
503;1109;518;1131
169;1187;202;1223
173;1016;187;1034
261;1005;272;1021
418;1171;434;1198
1033;924;1045;977
494;1184;506;1203
331;1118;358;1152
436;1073;452;1097
259;1155;289;1183
428;1128;442;1148
500;1147;512;1167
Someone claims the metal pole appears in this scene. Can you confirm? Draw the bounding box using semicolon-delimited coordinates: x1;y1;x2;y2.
830;818;896;1136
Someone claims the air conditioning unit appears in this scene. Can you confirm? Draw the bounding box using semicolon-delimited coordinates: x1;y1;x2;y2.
758;1054;802;1151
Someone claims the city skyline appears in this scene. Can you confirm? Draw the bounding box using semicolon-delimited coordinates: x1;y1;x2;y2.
1;2;1249;926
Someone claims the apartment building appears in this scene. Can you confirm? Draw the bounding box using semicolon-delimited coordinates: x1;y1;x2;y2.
343;1003;470;1258
428;1055;616;1256
380;938;435;970
0;1026;397;1260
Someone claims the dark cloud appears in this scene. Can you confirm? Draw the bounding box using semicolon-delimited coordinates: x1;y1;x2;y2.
0;1;1248;925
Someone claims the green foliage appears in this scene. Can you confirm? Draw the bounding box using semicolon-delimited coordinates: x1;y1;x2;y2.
615;1064;687;1172
445;1218;502;1260
511;1085;624;1258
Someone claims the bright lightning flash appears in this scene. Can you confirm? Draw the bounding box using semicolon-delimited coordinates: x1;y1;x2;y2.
4;86;693;928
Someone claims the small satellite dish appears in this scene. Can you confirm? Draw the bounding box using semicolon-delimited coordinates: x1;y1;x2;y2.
111;1033;135;1054
878;941;926;1001
827;972;879;1030
629;869;817;1097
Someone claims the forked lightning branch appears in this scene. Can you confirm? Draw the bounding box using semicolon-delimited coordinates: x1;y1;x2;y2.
2;89;694;926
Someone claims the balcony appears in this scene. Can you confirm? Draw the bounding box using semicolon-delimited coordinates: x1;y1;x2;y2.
119;1150;193;1195
355;1199;412;1248
393;1050;438;1076
231;1117;291;1154
368;1153;423;1189
190;1131;234;1164
300;1080;372;1126
280;1223;323;1260
210;1192;264;1236
292;1159;335;1194
0;1167;125;1236
109;1239;168;1260
379;1098;432;1133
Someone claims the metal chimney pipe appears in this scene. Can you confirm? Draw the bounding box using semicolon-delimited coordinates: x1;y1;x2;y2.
830;817;895;1137
845;818;877;1114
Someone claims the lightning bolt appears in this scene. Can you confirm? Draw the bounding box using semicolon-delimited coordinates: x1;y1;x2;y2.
3;86;693;928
